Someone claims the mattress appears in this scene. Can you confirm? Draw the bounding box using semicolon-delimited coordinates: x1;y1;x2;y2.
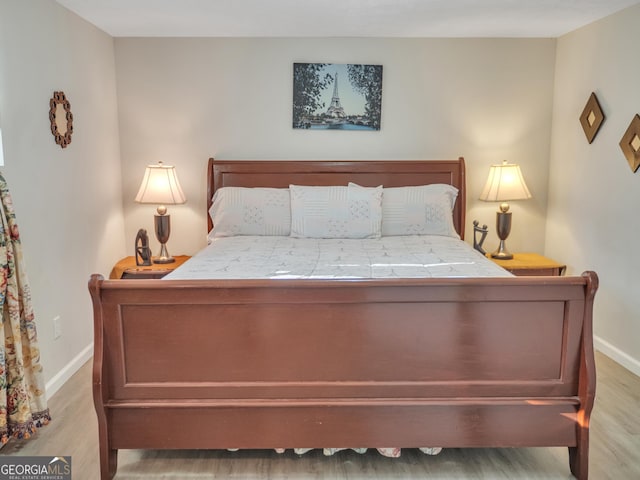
164;235;510;280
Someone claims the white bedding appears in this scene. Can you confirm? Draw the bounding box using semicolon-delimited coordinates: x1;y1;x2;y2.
165;235;509;280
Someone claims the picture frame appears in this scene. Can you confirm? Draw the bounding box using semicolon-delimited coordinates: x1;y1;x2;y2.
293;63;383;131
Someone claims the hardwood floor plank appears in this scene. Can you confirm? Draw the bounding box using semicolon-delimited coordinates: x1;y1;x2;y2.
2;351;639;479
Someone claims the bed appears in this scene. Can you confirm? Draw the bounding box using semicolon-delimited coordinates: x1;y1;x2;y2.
89;157;597;480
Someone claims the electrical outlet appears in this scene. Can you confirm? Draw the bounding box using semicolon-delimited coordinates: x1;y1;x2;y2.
53;315;62;339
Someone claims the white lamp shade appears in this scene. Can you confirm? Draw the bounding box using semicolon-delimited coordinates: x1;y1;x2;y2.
135;161;186;205
479;160;532;202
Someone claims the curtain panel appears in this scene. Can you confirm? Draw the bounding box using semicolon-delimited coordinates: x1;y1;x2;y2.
0;173;50;444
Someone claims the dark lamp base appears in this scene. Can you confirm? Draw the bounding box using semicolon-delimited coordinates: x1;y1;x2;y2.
491;211;514;260
153;256;175;264
491;251;514;260
153;240;174;264
153;214;175;264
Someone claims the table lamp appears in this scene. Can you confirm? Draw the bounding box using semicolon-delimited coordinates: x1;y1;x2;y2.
135;161;186;264
479;160;531;260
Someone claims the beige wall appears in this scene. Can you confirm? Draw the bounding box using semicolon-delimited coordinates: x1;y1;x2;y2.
547;4;640;374
0;0;126;394
114;37;556;257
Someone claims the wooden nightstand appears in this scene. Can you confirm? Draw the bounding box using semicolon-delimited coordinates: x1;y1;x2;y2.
488;253;566;276
109;255;191;279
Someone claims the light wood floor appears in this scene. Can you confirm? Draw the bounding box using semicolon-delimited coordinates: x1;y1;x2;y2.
3;352;639;479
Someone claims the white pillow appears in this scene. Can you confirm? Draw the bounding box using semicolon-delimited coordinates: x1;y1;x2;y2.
380;184;459;238
208;187;291;239
289;184;382;239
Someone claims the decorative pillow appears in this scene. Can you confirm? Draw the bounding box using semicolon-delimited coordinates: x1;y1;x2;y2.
289;184;382;239
379;184;459;238
208;187;291;239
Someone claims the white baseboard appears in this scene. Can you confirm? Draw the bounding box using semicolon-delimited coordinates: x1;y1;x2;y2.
594;335;640;377
45;343;93;400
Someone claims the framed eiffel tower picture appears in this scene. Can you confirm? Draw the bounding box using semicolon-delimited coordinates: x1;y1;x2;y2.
293;63;383;131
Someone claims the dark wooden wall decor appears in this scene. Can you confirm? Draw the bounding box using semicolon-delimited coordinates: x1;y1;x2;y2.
49;91;73;148
579;92;605;144
619;114;640;173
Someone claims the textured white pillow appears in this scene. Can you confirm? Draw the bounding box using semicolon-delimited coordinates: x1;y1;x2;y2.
380;184;459;238
289;184;382;238
208;187;291;239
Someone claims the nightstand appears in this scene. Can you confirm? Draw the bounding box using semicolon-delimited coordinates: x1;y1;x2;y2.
109;255;191;279
488;252;566;276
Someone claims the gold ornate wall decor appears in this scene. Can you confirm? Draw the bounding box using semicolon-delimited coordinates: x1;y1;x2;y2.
579;92;605;144
619;114;640;173
49;91;73;148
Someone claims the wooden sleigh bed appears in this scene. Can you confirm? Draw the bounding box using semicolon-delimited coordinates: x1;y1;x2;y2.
89;158;598;479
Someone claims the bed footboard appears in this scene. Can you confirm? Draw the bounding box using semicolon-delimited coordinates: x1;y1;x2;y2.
89;272;597;480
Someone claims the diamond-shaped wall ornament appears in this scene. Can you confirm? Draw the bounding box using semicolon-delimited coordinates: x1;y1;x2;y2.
619;114;640;173
579;92;605;144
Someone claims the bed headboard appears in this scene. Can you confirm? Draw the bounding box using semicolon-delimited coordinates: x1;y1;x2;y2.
207;158;467;239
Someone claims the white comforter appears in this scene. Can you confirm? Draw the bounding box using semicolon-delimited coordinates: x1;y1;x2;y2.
164;235;510;280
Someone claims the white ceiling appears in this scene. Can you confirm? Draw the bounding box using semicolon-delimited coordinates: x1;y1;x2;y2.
55;0;640;38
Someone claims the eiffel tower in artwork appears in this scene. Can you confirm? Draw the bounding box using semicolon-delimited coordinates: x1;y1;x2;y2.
326;72;346;118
